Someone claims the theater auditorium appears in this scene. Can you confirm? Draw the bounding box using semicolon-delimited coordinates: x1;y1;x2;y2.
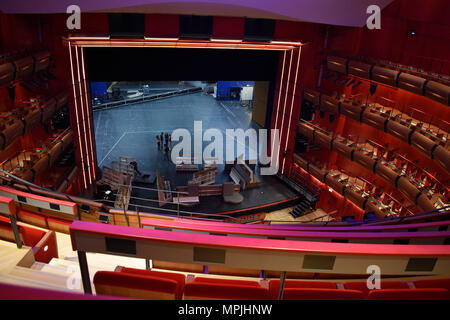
0;0;449;302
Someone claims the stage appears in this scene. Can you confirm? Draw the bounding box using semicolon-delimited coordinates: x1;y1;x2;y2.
128;173;302;218
93;84;302;218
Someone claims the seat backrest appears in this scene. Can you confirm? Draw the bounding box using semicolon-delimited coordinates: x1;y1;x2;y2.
282;288;364;300
193;277;261;287
184;282;270;300
119;267;186;299
93;271;178;300
0;224;18;243
413;278;450;291
269;280;336;300
344;281;409;298
367;288;449;300
0;218;45;247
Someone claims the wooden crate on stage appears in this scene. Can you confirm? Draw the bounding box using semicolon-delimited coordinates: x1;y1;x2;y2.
177;184;240;197
157;170;173;207
190;167;218;186
99;166;124;190
172;196;200;206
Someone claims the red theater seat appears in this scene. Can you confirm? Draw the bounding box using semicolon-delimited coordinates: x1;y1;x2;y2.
47;217;72;234
20;226;46;247
367;288;449;300
118;267;186;299
282;288;364;300
413;279;450;298
184;282;270;300
269;280;336;299
0;215;45;247
17;210;47;229
193;276;261;287
344;281;409;298
93;271;179;300
0;224;17;243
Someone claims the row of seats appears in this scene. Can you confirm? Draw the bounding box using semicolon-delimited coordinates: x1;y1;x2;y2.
270;278;450;300
2;179;448;242
327;55;450;106
93;267;450;300
0;51;51;87
297;122;437;214
14;209;72;234
303;89;450;174
293;154;414;218
304;122;448;207
1;129;73;184
27;130;73;183
0;92;68;151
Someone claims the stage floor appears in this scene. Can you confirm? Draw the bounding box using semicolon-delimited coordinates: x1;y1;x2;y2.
129;174;300;217
93;84;299;217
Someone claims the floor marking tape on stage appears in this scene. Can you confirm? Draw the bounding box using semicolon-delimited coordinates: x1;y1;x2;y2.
98;132;126;167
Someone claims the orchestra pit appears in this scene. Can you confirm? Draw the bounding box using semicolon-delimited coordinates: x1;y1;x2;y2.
0;0;449;305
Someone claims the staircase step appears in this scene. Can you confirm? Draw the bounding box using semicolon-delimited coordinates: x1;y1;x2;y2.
0;273;80;293
9;266;82;292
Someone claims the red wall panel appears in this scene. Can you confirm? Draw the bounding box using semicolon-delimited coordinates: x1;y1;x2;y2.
212;16;244;39
146;14;179;38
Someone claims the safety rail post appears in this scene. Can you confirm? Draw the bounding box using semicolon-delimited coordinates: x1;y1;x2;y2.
122;197;130;227
277;271;287;300
136;207;141;228
9;214;23;249
78;250;92;294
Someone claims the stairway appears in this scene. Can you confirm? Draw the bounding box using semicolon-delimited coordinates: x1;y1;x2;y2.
277;173;319;203
276;173;319;218
290;198;314;218
294;135;309;153
0;251;147;295
295;134;321;152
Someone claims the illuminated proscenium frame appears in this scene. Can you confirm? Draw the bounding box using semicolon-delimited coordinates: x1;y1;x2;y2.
64;37;304;192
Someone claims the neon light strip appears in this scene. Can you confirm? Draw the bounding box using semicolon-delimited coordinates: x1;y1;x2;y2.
210;38;243;42
69;36;111;40
143;37;179;41
75;46;92;185
270;51;286;165
68;44;87;189
66;38;297;51
282;47;302;173
278;49;294;172
271;41;302;46
80;47;97;181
